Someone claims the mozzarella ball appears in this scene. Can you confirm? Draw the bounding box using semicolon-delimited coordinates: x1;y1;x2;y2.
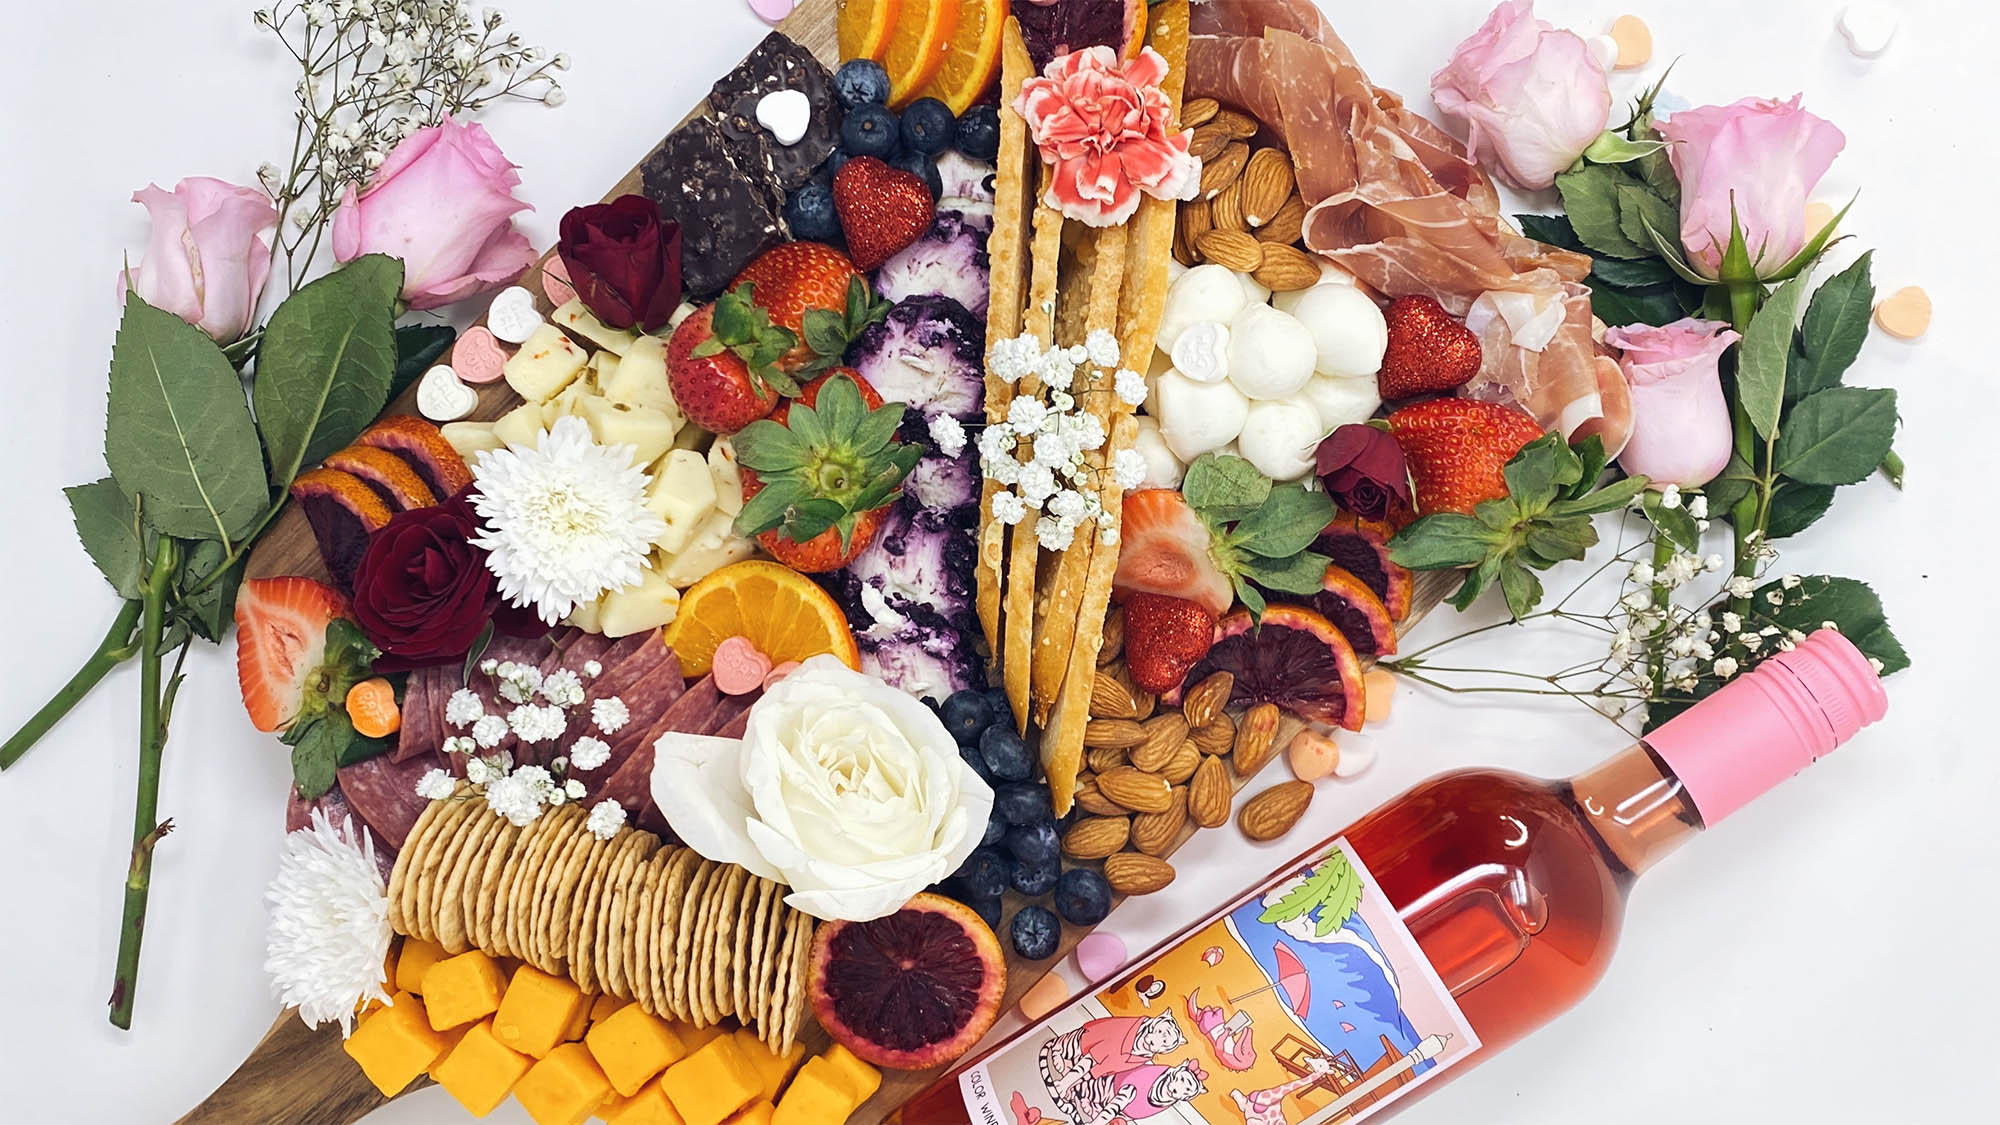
1297;373;1384;431
1270;261;1361;316
1289;284;1388;378
1226;303;1317;401
1132;415;1185;489
1153;369;1251;462
1170;320;1230;384
1168;257;1188;284
1239;399;1327;482
1157;264;1249;355
1236;270;1271;306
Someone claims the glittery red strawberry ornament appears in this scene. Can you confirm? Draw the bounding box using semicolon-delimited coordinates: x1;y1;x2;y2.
832;156;934;271
1377;295;1484;400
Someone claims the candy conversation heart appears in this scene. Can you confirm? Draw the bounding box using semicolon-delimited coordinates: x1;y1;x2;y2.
416;364;479;422
451;325;509;384
485;286;545;344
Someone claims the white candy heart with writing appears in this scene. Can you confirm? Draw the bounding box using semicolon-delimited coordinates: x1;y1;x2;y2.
486;285;544;344
756;89;812;147
417;364;479;422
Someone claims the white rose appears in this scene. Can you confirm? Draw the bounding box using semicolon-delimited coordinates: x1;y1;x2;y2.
648;655;993;922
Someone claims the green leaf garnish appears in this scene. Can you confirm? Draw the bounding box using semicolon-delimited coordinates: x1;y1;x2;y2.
1182;453;1272;524
1737;273;1810;442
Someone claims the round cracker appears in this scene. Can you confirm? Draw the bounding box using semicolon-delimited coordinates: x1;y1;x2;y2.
614;836;661;1001
435;808;501;952
387;793;451;934
602;833;658;999
562;832;618;992
670;859;719;1022
469;818;521;952
531;810;594;972
649;849;697;1020
588;832;639;998
732;877;772;1023
760;907;802;1047
628;847;674;1014
412;798;478;944
739;878;777;1028
755;890;793;1040
513;805;581;969
396;793;466;941
777;910;815;1054
425;802;490;951
700;865;748;1026
688;865;736;1026
490;807;558;958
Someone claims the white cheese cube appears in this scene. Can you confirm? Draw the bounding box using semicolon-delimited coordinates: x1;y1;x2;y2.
564;597;604;634
645;450;717;556
551;298;641;355
503;323;589;403
439;421;504;460
579;397;680;468
491;402;548;449
708;438;744;516
672;425;713;453
600;333;681;421
597;567;682;638
588;348;621;385
658;510;756;588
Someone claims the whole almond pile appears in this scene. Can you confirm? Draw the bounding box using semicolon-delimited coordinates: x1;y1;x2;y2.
1174;101;1318;291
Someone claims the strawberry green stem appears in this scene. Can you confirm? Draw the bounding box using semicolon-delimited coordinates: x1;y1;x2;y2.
109;536;178;1030
0;599;143;770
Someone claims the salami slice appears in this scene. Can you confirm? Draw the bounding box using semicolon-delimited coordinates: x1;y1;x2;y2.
337;748;439;850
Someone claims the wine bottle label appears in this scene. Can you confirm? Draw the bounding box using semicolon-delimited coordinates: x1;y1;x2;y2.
959;838;1479;1124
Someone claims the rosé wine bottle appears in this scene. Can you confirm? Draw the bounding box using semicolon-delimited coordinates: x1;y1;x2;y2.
890;630;1887;1125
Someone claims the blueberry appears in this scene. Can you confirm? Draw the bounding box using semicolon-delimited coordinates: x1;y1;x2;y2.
826;149;852;179
983;688;1012;721
954;847;1010;900
981;816;1007;848
1011;905;1062;961
833;58;893;110
900;97;957;155
940;689;994;744
841;103;900;159
992;781;1054;826
888;150;943;202
979;725;1035;782
955;105;1001;161
959;745;996;784
783;181;841;243
1054;867;1113;927
1011;854;1061;897
1004;821;1061;866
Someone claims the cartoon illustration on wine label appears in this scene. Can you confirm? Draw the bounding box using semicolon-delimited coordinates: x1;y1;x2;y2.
963;840;1479;1125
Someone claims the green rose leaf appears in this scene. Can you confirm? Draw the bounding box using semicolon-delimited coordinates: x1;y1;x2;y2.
1230;482;1333;559
1738;274;1810;442
1588;256;1678;290
1388;514;1500;570
1182;453;1271;524
1615;182;1681;257
177;539;244;642
65;477;145;599
1557;165;1649;259
288;716;343;799
388;323;457;400
1241;551;1332;596
1774;387;1899;485
1765;481;1838;540
1589;281;1687;328
1704;452;1757;518
105;292;270;542
1643;491;1701;553
254;254;403;487
1757;575;1907;675
1787;251;1874;404
1515;213;1584;251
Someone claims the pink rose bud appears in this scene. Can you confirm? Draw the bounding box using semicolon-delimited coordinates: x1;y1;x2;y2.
119;177;279;343
1656;96;1846;279
1606;318;1741;489
1430;0;1612;190
331;117;537;310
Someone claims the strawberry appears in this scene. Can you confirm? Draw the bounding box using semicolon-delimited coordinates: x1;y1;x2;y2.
666;285;803;433
1386;398;1547;516
733;371;923;574
732;242;888;372
1112;490;1235;617
832;156;935;271
1378;295;1483;401
234;577;354;733
1122;593;1220;695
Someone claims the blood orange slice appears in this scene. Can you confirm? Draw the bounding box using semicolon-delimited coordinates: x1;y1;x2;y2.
915;0;1006;114
1307;566;1397;658
880;0;960;110
837;0;902;63
1188;604;1367;731
807;893;1007;1070
1314;515;1414;621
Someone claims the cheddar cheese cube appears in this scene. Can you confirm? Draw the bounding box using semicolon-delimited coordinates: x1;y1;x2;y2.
586;1005;689;1097
591;995;627;1022
818;1045;880;1105
563;996;595;1044
432;1019;533;1117
661;1035;763;1125
514;1042;613;1125
772;1057;855;1125
604;1078;691;1125
427;1023;474;1078
394;938;448;995
672;1021;724;1054
722;1101;775;1125
730;1030;804;1104
424;950;509;1030
343;993;449;1097
495;965;588;1059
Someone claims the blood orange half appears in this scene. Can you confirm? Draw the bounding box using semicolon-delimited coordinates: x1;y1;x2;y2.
807;893;1007;1070
1187;604;1367;731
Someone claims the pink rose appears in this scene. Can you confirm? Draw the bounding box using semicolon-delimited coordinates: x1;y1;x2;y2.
1430;0;1611;191
1657;96;1845;278
120;177;277;343
1606;318;1741;489
331;118;535;310
1014;46;1200;227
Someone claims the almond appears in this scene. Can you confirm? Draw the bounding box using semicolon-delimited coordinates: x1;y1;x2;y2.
1195;230;1263;273
1211;108;1260;140
1104;852;1177;895
1160;740;1202;784
1200;142;1249;199
1182;671;1234;728
1254;243;1323;292
1075;778;1128;817
1189;123;1230;162
1208;179;1246;234
1091;671;1140;720
1099;607;1125;666
1238;780;1314;842
1096;766;1175;814
1181;96;1220;128
1131;788;1188;856
1255;195;1308;246
1189;756;1231;828
1240;148;1296;228
1084;718;1147;749
1175;197;1213;267
1232;702;1283;778
1062;816;1131;860
1173;233;1197;269
1086;744;1129;775
1190;715;1235;755
1130;714;1190;773
1130;686;1158;721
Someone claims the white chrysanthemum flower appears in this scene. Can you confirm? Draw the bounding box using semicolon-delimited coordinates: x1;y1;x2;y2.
1006;397;1047;432
469;416;668;625
1112;448;1147;490
569;736;612;771
414;769;457;801
991;491;1027;526
1115;368;1147;407
1084;328;1121;368
928;414;967;457
541;669;585;708
507;704;566;744
471;714;509;749
592;697;630;734
444;689;485;728
586;799;627;840
263;810;392;1037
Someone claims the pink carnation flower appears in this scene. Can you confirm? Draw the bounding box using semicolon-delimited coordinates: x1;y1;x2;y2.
1013;46;1200;228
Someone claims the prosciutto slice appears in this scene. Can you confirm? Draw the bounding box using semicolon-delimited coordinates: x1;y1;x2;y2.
1184;4;1629;452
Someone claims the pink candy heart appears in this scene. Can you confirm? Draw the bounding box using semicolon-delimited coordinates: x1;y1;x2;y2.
451;325;509;384
713;635;774;696
539;253;579;308
746;0;799;22
1076;933;1128;983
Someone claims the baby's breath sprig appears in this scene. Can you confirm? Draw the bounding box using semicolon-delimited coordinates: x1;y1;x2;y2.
253;0;566;286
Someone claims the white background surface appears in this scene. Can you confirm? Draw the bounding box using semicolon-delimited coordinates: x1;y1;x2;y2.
2;1;1994;1121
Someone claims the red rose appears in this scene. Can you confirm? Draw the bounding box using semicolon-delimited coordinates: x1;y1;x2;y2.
555;195;683;333
351;491;501;673
1315;424;1412;522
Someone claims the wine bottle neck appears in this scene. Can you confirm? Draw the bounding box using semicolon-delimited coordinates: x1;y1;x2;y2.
1570;741;1702;877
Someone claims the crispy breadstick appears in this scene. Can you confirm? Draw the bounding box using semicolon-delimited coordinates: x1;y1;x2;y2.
1002;164;1066;732
1116;0;1191;367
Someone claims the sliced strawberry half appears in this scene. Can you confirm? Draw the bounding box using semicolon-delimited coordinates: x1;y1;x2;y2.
234;577;352;732
1112;490;1234;617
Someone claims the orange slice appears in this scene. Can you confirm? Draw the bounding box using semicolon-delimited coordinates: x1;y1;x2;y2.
916;0;1006;114
881;0;960;109
837;0;902;62
667;560;861;680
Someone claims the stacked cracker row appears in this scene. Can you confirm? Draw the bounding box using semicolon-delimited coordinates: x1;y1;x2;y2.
975;1;1192;817
387;791;813;1052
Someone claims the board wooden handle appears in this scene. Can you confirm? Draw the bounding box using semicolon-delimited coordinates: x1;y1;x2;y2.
175;1009;415;1125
